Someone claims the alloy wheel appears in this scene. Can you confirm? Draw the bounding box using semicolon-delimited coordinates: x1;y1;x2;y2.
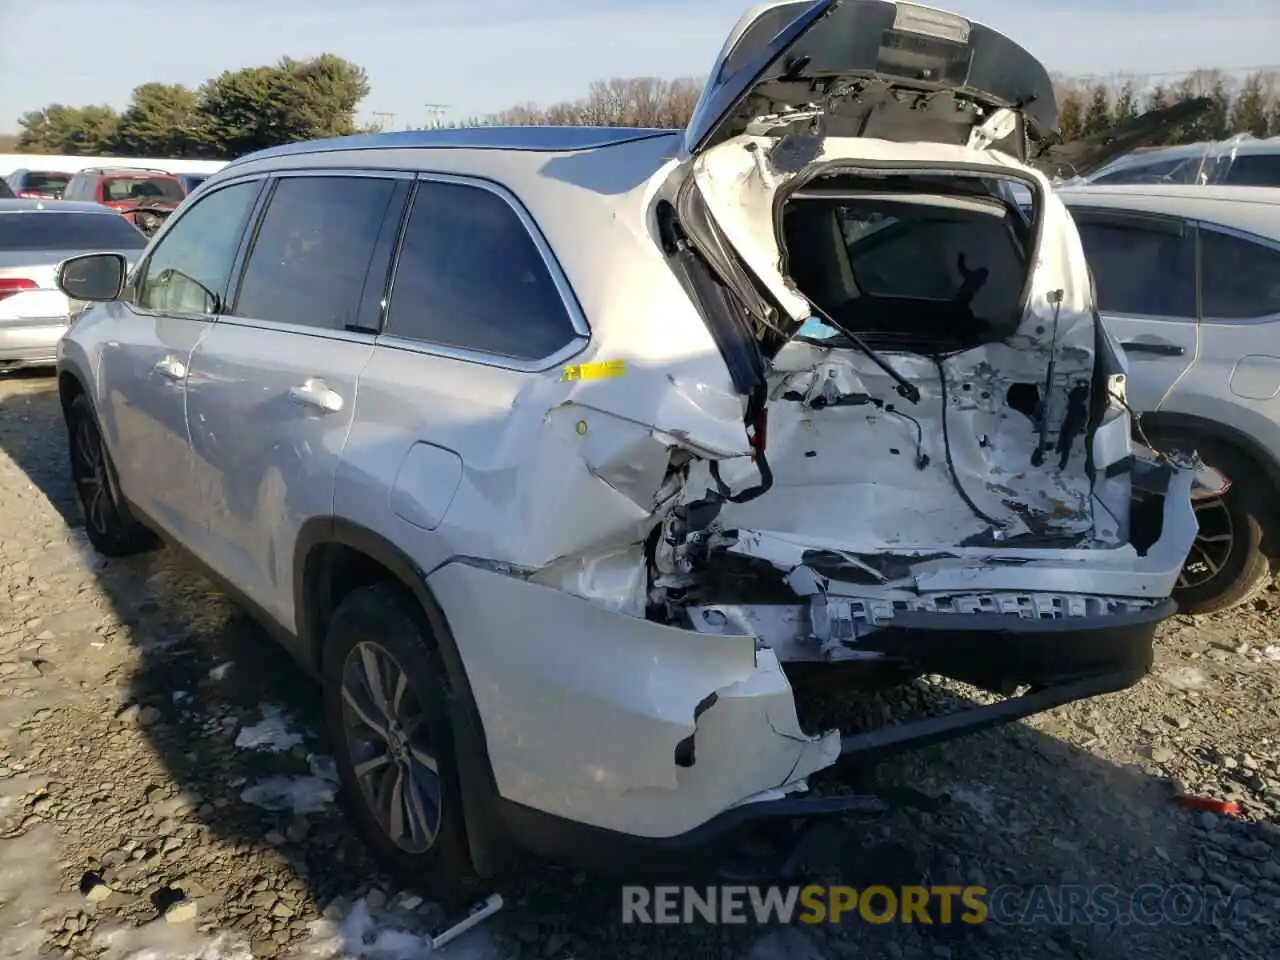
71;416;113;536
339;640;443;854
1178;495;1235;590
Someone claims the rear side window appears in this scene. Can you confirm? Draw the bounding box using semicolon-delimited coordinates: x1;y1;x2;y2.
0;212;147;251
1200;229;1280;319
1074;218;1196;318
383;180;577;360
1218;154;1280;187
234;176;400;331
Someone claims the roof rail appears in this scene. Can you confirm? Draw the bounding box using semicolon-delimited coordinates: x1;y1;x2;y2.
83;166;176;176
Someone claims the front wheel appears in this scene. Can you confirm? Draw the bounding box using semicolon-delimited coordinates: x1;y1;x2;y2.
322;582;482;906
65;393;157;557
1157;434;1273;614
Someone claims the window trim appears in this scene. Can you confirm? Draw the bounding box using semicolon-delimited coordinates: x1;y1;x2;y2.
1195;220;1280;325
1069;206;1199;323
125;175;267;322
374;171;590;373
219;168;415;341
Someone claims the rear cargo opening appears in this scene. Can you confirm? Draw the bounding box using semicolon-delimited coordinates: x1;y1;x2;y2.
779;169;1038;355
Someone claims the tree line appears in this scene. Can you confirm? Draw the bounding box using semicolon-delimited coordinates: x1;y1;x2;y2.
14;54;370;159
12;64;1280;160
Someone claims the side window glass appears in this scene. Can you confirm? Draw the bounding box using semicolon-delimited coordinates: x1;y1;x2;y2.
1220;155;1280;187
134;180;259;315
1075;218;1196;318
1201;230;1280;319
233;175;397;331
384;180;577;359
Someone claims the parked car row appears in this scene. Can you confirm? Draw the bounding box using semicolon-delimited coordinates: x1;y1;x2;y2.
1;165;208;235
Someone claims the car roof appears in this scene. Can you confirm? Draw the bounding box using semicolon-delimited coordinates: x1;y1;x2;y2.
230;126;679;168
0;198;122;214
1057;184;1280;241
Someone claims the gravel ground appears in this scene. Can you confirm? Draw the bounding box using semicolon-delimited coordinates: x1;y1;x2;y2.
0;368;1278;960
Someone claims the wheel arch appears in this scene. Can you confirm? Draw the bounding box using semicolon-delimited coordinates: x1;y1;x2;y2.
1140;409;1280;549
292;517;512;876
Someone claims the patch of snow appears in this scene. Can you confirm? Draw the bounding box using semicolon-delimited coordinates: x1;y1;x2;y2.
241;775;336;815
1162;666;1211;691
0;825;83;960
94;923;254;960
943;785;1000;825
1262;643;1280;662
234;706;303;752
291;897;503;960
208;663;233;682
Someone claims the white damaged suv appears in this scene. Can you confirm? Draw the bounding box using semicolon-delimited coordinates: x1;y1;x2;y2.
55;0;1204;893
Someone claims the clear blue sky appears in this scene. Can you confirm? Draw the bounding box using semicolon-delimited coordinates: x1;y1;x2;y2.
2;0;1277;132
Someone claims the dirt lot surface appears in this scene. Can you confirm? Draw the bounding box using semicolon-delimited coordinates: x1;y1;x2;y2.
1;368;1278;960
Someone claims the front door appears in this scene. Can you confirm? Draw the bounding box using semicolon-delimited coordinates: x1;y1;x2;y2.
184;172;410;632
96;177;262;542
1071;208;1200;413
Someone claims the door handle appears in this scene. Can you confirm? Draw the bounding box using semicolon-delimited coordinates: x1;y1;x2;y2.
154;355;187;380
1119;340;1185;357
288;378;344;413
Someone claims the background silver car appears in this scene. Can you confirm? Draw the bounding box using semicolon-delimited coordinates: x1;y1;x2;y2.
0;199;148;371
1060;184;1280;612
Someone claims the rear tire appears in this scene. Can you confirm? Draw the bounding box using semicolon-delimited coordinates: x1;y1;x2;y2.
65;393;158;557
322;582;483;908
1153;432;1273;614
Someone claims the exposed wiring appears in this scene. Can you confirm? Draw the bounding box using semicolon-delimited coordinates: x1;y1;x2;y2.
880;404;928;469
933;357;1004;528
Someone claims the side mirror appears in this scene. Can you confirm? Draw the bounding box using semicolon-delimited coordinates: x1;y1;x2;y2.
57;252;127;302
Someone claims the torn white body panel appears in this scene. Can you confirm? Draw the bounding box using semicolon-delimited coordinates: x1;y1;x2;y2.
428;562;840;837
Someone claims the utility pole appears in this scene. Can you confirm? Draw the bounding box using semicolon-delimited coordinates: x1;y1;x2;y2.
422;103;450;129
372;111;396;132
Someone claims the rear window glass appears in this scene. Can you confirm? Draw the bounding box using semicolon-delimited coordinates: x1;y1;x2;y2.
0;212;148;251
102;176;185;203
22;172;71;195
782;189;1032;349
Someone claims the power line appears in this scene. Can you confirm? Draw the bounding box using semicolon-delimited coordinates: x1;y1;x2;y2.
1067;63;1280;82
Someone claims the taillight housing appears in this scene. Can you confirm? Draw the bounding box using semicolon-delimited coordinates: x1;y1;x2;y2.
0;278;38;300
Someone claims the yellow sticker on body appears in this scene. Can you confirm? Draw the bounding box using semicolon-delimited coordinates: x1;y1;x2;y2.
560;359;626;382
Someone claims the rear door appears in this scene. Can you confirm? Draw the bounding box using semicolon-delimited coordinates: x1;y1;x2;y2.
1166;224;1280;449
1069;207;1200;413
184;171;410;632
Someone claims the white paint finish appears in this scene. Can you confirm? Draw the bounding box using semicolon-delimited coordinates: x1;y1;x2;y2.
184;322;373;630
724;464;1196;600
1102;311;1199;413
1229;354;1280;401
428;562;839;838
389;442;463;532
